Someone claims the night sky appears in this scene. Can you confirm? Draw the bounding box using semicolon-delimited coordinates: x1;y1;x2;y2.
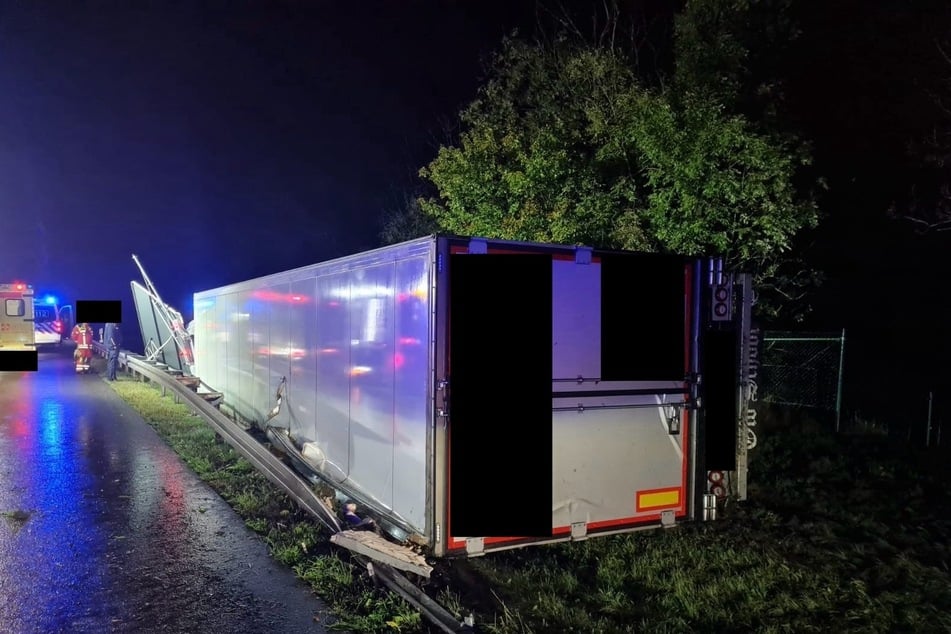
2;1;950;422
0;1;535;332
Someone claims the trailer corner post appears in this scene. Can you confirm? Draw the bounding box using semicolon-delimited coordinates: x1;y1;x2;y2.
835;328;845;433
731;272;754;503
689;258;704;521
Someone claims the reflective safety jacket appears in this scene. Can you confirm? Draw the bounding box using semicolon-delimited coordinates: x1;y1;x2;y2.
71;324;94;348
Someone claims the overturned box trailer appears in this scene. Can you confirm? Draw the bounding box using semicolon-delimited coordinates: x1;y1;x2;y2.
193;235;755;558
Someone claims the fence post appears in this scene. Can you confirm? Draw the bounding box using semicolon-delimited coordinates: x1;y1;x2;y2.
835;328;846;433
760;330;847;430
926;391;933;448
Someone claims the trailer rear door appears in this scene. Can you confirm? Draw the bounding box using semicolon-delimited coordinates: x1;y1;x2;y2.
441;241;698;556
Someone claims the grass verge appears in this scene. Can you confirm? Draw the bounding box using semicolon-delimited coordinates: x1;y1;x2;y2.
98;358;951;633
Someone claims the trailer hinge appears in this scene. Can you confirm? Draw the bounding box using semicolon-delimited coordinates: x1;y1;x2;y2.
437;379;450;422
574;247;592;265
435;377;449;419
666;408;681;435
702;493;718;521
570;522;588;540
466;537;485;556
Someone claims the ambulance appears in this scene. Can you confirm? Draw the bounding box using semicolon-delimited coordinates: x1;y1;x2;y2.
0;282;36;351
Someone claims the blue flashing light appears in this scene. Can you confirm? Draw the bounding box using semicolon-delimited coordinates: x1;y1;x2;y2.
45;295;58;305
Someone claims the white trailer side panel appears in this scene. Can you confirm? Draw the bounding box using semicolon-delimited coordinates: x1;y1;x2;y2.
195;237;436;535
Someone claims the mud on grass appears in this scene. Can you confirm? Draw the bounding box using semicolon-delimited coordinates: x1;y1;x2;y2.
101;361;951;632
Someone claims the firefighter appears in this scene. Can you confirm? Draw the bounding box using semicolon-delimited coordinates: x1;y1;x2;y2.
70;322;94;373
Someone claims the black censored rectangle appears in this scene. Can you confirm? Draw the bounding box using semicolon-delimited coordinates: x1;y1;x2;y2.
448;253;552;537
601;254;686;381
0;350;38;372
703;329;738;471
76;300;122;324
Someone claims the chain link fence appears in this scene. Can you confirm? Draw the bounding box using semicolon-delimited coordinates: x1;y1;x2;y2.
758;330;846;430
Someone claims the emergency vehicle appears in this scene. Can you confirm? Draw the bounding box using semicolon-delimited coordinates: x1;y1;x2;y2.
33;294;73;347
0;282;36;351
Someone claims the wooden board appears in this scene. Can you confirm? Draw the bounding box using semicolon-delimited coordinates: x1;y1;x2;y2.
331;530;432;578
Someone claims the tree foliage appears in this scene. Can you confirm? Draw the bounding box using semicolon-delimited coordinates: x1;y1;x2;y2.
379;190;440;246
672;0;802;125
389;0;824;319
889;34;951;233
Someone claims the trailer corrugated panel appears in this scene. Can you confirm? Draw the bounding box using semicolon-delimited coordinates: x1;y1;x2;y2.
195;237;436;536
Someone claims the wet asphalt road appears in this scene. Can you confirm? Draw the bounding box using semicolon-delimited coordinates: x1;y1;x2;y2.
0;348;338;633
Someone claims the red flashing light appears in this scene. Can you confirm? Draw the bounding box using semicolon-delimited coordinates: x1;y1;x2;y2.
15;283;24;291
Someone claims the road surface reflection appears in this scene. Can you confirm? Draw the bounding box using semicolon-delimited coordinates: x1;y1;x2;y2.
0;350;335;633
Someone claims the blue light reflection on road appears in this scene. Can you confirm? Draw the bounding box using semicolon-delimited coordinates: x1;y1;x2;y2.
36;397;109;631
1;352;335;633
0;381;112;631
2;371;195;631
0;374;38;628
39;397;64;455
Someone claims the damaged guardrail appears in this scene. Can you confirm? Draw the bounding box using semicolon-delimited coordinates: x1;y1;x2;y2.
92;340;341;532
90;340;475;633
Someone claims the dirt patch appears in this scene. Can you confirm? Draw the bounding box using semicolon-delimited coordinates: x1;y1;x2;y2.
0;509;32;534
